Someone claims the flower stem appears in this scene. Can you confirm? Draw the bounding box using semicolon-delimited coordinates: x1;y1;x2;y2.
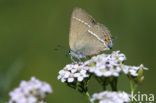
110;77;118;91
86;92;94;103
130;79;137;96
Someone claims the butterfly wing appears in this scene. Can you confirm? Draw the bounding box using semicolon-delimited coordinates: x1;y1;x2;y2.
69;8;94;50
69;8;112;56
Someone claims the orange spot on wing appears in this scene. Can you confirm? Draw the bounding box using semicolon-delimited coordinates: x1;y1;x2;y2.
105;36;110;42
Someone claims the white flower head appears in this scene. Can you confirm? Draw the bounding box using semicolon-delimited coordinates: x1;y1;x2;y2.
58;63;89;83
91;91;130;103
9;77;52;103
58;51;148;81
85;51;125;77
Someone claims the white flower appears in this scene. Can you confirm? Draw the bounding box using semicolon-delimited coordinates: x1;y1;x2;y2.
122;64;148;77
58;64;89;83
67;73;75;82
74;69;89;81
139;64;148;70
57;70;70;82
9;77;52;103
111;50;126;63
91;91;130;103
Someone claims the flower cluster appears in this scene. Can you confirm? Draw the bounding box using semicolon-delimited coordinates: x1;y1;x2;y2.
91;91;130;103
57;64;89;83
85;51;126;77
58;51;148;83
9;77;52;103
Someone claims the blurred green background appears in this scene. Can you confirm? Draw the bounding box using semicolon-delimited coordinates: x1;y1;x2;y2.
0;0;156;103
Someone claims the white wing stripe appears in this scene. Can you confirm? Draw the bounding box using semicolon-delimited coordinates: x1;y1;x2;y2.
88;30;108;48
73;17;91;28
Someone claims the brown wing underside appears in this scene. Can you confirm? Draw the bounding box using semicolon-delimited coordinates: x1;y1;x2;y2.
69;8;110;56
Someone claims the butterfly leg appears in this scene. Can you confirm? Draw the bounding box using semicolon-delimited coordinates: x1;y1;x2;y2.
71;56;77;64
78;58;82;63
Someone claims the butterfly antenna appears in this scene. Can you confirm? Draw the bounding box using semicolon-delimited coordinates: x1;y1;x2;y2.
53;44;70;59
66;49;69;57
53;44;67;51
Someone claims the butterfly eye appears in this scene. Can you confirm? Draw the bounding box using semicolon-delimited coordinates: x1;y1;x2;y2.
105;37;110;42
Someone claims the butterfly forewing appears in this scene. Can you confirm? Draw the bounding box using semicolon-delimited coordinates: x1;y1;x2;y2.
69;8;94;50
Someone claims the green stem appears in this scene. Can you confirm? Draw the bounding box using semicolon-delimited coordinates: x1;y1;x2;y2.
130;80;134;95
86;92;94;103
110;77;118;91
130;79;137;100
95;76;108;90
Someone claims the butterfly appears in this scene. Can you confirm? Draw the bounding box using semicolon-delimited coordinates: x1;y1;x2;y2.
68;8;113;62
